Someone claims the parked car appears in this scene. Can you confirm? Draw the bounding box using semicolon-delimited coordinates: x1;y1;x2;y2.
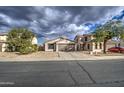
108;47;124;53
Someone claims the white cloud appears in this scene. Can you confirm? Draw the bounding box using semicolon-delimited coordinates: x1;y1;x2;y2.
45;30;56;35
44;8;61;21
0;13;12;24
73;15;81;23
63;11;72;21
67;24;83;32
39;19;49;27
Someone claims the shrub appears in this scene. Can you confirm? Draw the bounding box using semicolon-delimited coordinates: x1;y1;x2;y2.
7;28;38;54
19;46;32;54
32;44;38;52
19;44;38;54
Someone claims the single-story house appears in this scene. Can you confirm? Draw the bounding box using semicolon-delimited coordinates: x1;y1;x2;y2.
44;37;76;52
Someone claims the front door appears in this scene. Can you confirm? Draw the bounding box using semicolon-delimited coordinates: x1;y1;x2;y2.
80;44;85;51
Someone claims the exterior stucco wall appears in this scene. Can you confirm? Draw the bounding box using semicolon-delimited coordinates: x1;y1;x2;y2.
92;42;103;52
44;38;75;52
32;37;38;45
0;36;7;41
0;35;7;52
119;40;124;47
0;43;7;52
56;39;73;43
44;43;55;52
2;43;7;52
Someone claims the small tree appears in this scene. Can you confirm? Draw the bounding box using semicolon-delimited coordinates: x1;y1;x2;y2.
7;28;37;54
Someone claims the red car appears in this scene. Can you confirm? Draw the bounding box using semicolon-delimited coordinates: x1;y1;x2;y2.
108;47;124;53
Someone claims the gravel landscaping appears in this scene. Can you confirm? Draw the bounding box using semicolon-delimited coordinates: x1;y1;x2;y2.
0;51;124;62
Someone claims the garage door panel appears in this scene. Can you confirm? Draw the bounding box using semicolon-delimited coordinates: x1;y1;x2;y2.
58;44;75;51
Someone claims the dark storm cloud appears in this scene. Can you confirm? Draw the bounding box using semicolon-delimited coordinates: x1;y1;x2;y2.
0;6;123;43
54;6;120;24
0;6;32;20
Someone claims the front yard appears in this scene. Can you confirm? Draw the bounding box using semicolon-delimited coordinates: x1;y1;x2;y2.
0;51;59;58
0;51;124;61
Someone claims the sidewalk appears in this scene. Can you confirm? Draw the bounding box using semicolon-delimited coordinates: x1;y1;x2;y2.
0;52;124;62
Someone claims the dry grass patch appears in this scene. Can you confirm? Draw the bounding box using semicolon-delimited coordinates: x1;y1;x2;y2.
0;52;18;58
17;51;59;58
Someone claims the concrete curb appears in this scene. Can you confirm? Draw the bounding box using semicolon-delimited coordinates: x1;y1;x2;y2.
0;56;124;62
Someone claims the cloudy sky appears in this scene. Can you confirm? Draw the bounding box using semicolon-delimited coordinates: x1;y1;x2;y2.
0;6;124;44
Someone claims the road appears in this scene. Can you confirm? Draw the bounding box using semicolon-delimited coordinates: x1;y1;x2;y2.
0;59;124;87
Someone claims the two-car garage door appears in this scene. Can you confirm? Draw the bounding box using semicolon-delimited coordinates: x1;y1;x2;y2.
58;44;75;51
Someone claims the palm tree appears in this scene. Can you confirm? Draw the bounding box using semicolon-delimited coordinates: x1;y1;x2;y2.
94;20;124;54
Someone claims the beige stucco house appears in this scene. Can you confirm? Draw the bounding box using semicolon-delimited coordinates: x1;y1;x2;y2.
32;36;38;45
74;34;104;53
0;33;38;52
44;37;76;52
0;33;8;52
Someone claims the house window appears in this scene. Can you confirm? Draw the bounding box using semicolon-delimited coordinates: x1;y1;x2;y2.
95;43;98;49
84;37;87;41
48;44;54;49
87;44;90;49
118;43;120;47
80;44;85;50
81;38;84;42
100;43;102;49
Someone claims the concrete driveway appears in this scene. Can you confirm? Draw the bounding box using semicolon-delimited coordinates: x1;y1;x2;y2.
58;52;89;60
0;59;124;87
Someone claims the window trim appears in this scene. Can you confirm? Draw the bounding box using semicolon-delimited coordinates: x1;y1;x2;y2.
48;44;54;49
85;37;87;41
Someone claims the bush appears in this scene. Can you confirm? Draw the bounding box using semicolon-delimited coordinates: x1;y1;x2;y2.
32;44;38;52
7;28;38;54
19;46;32;54
19;44;38;54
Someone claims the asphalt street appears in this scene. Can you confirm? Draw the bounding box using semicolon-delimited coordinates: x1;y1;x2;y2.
0;59;124;87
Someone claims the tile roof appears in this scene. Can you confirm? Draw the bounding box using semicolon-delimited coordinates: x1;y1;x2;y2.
0;33;8;36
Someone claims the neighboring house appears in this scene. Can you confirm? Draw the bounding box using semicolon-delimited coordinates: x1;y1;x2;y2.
74;34;104;53
44;37;76;52
119;40;124;47
32;36;38;45
0;33;8;52
106;39;117;51
106;39;124;51
0;33;38;52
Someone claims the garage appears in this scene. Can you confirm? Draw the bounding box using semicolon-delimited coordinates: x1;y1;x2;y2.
58;44;75;51
44;37;76;52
